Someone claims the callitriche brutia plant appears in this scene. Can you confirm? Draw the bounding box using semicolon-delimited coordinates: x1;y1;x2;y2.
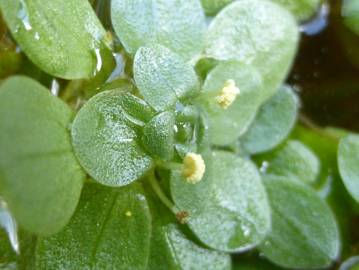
0;0;358;269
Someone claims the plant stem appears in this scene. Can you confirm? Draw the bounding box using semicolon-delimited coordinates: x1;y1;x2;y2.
156;161;184;171
298;113;340;142
148;171;179;214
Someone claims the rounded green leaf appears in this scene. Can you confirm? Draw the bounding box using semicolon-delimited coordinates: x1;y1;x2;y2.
0;0;108;79
205;0;299;100
240;86;298;154
111;0;206;61
145;186;231;270
342;0;359;36
35;182;152;270
0;76;85;235
143;111;175;161
339;256;359;270
260;177;340;269
201;61;264;145
257;140;320;184
270;0;321;21
72;90;154;187
134;45;199;111
171;151;271;252
200;0;233;15
338;134;359;203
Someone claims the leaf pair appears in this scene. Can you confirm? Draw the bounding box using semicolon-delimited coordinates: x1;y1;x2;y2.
36;182;232;270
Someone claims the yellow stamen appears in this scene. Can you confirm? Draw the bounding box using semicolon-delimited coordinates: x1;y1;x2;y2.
215;79;240;109
125;211;132;217
182;153;205;184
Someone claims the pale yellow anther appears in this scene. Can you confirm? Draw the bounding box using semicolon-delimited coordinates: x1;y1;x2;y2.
125;211;132;217
182;153;205;184
215;79;240;109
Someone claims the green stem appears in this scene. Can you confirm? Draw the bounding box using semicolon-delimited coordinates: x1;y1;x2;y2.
148;171;179;214
299;113;340;142
156;161;183;171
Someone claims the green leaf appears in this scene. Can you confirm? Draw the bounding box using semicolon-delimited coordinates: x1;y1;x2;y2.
72;90;154;187
35;182;152;270
200;0;233;15
240;86;298;154
270;0;321;21
200;61;264;145
171;151;271;252
256;140;320;184
145;183;231;270
342;0;359;36
143;111;175;161
0;0;108;79
338;134;359;203
111;0;206;61
0;76;84;235
0;229;16;268
291;126;356;257
134;45;199;111
339;256;359;270
174;109;210;158
205;0;299;100
260;177;340;269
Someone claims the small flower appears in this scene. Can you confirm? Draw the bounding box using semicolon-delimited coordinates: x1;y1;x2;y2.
182;153;205;184
215;79;240;109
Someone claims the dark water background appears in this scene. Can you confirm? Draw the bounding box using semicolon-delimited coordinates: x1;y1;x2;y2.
290;0;359;132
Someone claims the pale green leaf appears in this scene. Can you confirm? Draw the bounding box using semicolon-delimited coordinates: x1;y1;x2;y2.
205;0;299;100
171;151;271;252
134;45;199;111
35;182;151;270
257;140;320;184
260;177;340;269
270;0;321;21
0;0;108;79
143;111;175;161
111;0;206;61
338;134;359;203
0;76;85;235
72;90;154;187
200;61;264;145
339;256;359;270
240;86;298;154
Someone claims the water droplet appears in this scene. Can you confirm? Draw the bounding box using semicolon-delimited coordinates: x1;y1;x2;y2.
0;199;19;254
17;0;32;31
50;79;60;96
93;48;103;76
106;53;125;83
300;3;330;36
260;161;269;174
34;32;40;40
